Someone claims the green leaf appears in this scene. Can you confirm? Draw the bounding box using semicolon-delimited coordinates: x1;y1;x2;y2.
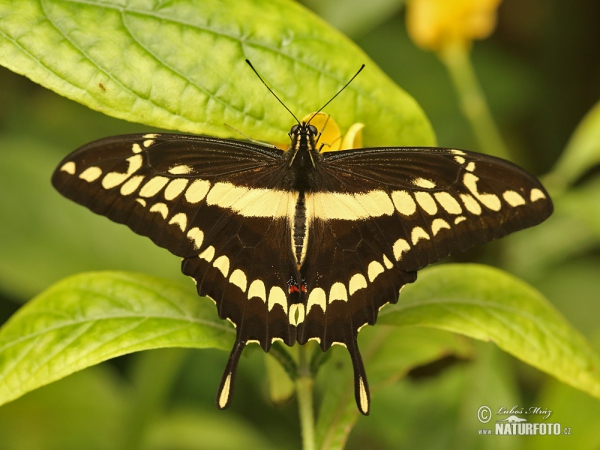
526;334;600;450
378;264;600;401
0;0;434;147
0;367;129;450
143;407;282;450
546;98;600;191
557;177;600;239
302;0;405;38
315;327;472;449
0;271;234;407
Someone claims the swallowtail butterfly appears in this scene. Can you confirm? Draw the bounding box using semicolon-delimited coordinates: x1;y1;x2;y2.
52;65;552;415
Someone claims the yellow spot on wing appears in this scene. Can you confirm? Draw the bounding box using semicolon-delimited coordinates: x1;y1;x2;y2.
460;193;482;215
329;282;348;303
79;166;102;182
307;288;327;313
149;202;169;219
139;176;169;197
359;377;369;414
120;175;144;196
463;173;501;211
248;280;267;303
267;286;286;311
164;178;189;201
412;177;436;189
218;374;231;409
168;212;188;232
434;192;462;214
229;269;247;292
185;179;211;203
102;154;143;189
349;273;367;295
186;227;204;249
393;238;410;260
503;190;526;207
411;227;430;244
289;304;305;325
367;261;384;282
431;218;451;235
530;188;546;202
391;190;417;216
213;255;230;277
308;190;394;221
199;245;215;263
60;161;76;174
207;182;295;218
415;191;438;215
169;165;193;175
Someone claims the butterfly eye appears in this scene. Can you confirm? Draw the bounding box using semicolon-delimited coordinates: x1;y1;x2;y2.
308;125;318;136
289;124;299;136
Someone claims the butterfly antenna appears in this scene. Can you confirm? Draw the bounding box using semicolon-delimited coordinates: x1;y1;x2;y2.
246;59;300;124
307;64;365;126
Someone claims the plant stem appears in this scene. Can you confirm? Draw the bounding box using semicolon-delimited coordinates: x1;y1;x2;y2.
440;42;511;160
297;345;316;450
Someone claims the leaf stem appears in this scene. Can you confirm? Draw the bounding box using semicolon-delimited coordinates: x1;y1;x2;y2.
439;42;511;160
297;345;316;450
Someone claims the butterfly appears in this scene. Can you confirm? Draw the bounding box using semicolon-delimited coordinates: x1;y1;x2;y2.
52;63;553;415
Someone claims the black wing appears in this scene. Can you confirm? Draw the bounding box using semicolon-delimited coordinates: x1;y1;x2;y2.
317;146;553;270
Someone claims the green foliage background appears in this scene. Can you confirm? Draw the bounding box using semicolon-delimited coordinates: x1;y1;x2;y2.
1;0;600;449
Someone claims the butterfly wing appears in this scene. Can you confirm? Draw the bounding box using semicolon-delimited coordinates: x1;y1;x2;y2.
52;133;292;257
317;146;553;270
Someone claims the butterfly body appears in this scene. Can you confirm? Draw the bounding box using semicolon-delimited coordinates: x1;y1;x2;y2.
53;121;552;415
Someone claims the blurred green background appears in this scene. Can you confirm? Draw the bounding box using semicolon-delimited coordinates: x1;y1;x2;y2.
1;0;600;449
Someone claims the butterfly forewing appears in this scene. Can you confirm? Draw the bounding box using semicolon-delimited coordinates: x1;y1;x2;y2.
53;129;552;415
319;147;552;271
53;134;288;258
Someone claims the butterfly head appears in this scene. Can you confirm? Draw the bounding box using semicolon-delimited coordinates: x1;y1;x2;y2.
289;122;319;150
287;122;320;169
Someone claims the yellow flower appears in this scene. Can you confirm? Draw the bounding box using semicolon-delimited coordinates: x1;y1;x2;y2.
406;0;502;52
299;112;364;151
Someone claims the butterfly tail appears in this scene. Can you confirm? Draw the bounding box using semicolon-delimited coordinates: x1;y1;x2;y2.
348;338;371;415
216;338;246;409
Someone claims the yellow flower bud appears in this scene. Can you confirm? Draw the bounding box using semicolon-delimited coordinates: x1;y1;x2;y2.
406;0;502;52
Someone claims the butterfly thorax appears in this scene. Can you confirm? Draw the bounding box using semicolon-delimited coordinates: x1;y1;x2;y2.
285;122;322;192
